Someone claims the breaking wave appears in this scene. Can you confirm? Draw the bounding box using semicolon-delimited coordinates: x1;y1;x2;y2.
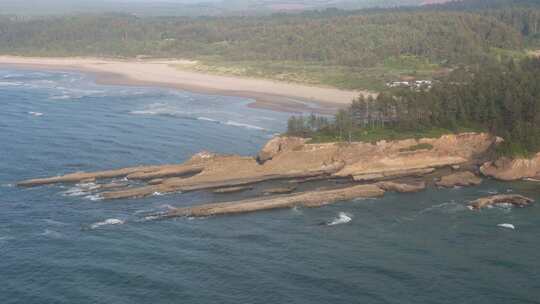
497;223;515;230
224;120;266;130
28;111;44;117
327;212;352;226
40;229;63;238
62;182;99;197
129;103;269;131
89;218;125;229
0;81;23;86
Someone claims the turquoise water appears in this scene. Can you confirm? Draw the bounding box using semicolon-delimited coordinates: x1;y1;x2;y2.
1;68;539;304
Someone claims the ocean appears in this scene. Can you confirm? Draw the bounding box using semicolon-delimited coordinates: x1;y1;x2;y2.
0;68;539;304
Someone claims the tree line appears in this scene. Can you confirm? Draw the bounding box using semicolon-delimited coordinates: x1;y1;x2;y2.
287;57;540;156
0;1;538;68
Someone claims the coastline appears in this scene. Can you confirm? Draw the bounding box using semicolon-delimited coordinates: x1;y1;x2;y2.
0;56;370;114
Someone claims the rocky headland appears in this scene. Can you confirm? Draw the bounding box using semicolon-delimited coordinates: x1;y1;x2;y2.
18;132;536;218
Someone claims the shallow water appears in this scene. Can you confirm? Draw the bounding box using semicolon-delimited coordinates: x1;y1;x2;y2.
1;68;539;304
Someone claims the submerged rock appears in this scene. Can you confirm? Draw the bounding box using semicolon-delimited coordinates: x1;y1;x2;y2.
263;185;297;195
468;194;534;210
436;171;482;188
376;181;426;193
212;186;253;194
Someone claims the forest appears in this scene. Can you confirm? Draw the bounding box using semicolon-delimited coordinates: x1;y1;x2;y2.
0;0;539;91
287;57;540;156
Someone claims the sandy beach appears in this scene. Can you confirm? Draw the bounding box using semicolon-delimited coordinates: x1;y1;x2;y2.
0;56;368;113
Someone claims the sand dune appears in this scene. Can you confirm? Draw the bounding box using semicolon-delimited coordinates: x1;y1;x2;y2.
0;56;370;113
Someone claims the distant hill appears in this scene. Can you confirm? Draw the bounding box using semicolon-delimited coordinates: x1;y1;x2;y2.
0;0;453;16
0;0;538;90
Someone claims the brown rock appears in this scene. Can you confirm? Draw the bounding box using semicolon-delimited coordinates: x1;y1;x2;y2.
257;136;307;163
436;171;482;188
480;153;540;181
469;194;534;210
148;178;165;185
19;133;499;201
376;181;426;193
161;184;385;218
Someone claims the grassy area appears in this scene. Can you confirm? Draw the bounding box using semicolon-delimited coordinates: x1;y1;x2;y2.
489;47;528;61
173;55;444;91
306;126;482;144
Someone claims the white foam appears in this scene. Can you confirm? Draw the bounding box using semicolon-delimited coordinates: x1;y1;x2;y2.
197;116;219;123
225;120;266;131
62;182;99;197
291;206;302;214
84;194;103;201
49;94;72;100
327;212;352;226
495;202;514;209
142;215;162;221
158;204;176;210
28;111;43;117
41;229;63;238
152;191;163;196
90;218;125;229
497;223;515;230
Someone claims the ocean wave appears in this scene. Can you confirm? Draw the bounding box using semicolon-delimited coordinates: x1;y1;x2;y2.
197;116;219;123
419;201;467;214
62;182;99;197
224;120;266;131
0;81;23;86
0;235;14;242
49;94;72;100
84;194;103;201
291;206;303;214
40;229;63;238
89;218;125;229
327;212;352;226
130;104;268;131
497;223;515;230
28;111;44;117
44;219;68;226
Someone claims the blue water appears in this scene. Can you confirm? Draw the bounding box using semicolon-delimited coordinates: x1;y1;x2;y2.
1;68;539;304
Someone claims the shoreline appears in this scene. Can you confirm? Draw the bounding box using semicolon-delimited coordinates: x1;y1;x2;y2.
0;56;370;114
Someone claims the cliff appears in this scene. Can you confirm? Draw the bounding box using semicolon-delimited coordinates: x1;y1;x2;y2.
480;153;540;181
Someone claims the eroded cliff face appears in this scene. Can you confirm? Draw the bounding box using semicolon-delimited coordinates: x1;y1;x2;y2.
18;132;499;200
480;153;540;181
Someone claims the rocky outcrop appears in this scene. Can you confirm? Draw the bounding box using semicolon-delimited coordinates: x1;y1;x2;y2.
469;195;534;210
480;153;540;181
18;133;498;200
257;136;307;163
376;181;426;193
436;171;482;188
159;184;384;218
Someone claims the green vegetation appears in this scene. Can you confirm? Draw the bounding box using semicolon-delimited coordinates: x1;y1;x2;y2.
287;57;540;157
0;0;539;90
